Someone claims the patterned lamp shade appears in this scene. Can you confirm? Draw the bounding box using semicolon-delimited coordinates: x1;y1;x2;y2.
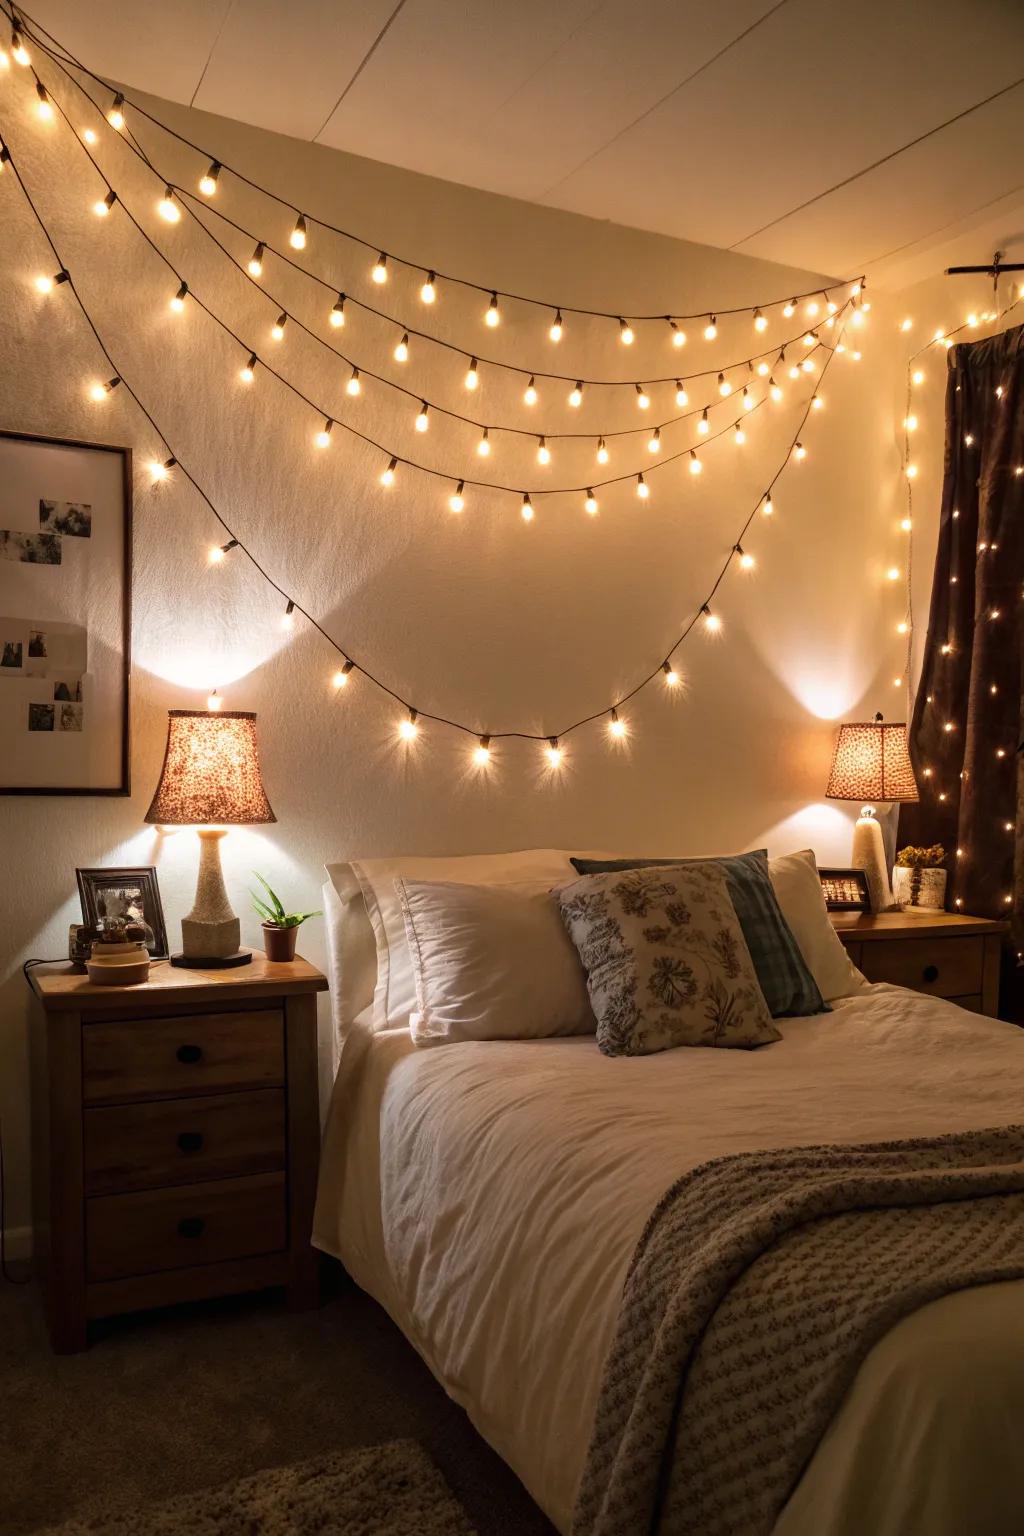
145;710;276;825
825;716;919;804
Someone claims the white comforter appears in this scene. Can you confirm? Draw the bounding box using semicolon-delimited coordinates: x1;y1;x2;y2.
313;986;1024;1534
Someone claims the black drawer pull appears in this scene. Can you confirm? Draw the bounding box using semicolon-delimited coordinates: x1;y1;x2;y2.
177;1131;204;1154
922;964;940;984
176;1044;203;1064
177;1217;205;1239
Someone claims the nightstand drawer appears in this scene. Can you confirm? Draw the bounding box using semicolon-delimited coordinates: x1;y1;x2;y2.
82;1010;284;1103
859;937;984;998
86;1171;286;1282
84;1090;286;1194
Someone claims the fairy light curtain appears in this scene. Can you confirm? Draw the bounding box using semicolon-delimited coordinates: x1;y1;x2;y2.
904;321;1024;944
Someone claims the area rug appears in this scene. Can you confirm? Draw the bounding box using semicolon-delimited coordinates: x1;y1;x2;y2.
35;1439;478;1535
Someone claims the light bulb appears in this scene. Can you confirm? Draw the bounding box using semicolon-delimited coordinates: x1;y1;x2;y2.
0;45;7;70
636;473;649;499
769;378;783;402
549;310;563;342
912;369;925;385
485;292;500;327
106;93;124;129
11;31;30;65
887;566;901;581
524;377;539;406
545;738;563;767
788;362;801;380
199;161;220;196
703;315;717;341
34;273;55;294
568;382;583;408
703;606;720;632
662;662;679;686
826;296;838;315
372;252;387;283
420;272;436;303
675;382;688;408
753;308;767;332
537;437;551;465
783;299;796;318
36;85;54;121
802;330;817;348
449;480;465;513
281;601;296;631
635;385;650;410
315;418;333;448
88;376;120;401
689;450;702;475
393;332;409;362
756;360;770;376
248;243;265;278
648;428;661;453
207;689;222;711
380;457;397;486
742;387;754;411
82;128;98;145
148;456;175;482
670;321;686;348
169;281;188;312
333;661;355;688
608;710;626;738
584;490;598;515
697;408;709;435
329;293;345;327
290;214;307;250
793;442;806;460
474;737;491;765
896;621;908;635
521;494;534;522
399;711;418;741
900;317;913;332
737;545;755;569
734;424;746;445
209;539;237;563
718;373;732;397
415;402;429;432
596;438;609;465
619;318;633;345
904;414;918;431
906;464;918;479
158;187;180;223
464;358;479;390
271;312;287;341
806;298;820;318
93;190;117;217
239;353;257;383
762;496;773;516
478;429;491;456
346;368;361;397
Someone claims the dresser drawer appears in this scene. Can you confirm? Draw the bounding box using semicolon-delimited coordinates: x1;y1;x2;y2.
86;1171;286;1282
82;1010;284;1103
84;1090;286;1195
859;937;984;998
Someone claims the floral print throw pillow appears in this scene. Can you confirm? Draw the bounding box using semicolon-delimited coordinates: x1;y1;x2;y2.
557;862;781;1055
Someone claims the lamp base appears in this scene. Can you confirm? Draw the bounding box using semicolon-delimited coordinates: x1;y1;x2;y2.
852;806;894;912
170;949;253;970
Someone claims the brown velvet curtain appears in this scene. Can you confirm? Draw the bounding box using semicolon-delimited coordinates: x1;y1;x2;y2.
903;321;1024;959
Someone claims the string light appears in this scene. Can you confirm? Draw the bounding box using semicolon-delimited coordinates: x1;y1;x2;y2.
636;472;649;499
11;28;30;65
346;367;361;396
635;385;650;409
199;161;221;196
315;418;334;448
449;480;465;513
239;352;257;383
271;311;287;340
393;332;409;361
568;381;583;408
596;438;609;464
106;91;125;129
762;495;773;516
689;449;702;475
333;661;355;688
207;688;222;710
537;436;551;465
734;423;746;445
753;308;767;332
290;214;307;250
675;382;688;407
792;442;806;460
399;710;418;741
477;428;491;456
474;736;491;765
420;272;436;303
783;299;796;318
329;293;345;327
704;316;717;341
648;428;661;453
380;456;397;486
698;408;709;435
372;252;387;283
464;357;479;390
148;455;176;482
35;82;53;120
619;318;633;345
670;321;686;348
545;738;563;767
769;378;783;402
524;377;538;406
521;493;534;522
34;268;68;293
584;490;598;515
662;662;679;686
169;280;188;312
88;375;121;400
415;401;429;432
806;297;820;318
82;127;97;145
92;188;116;217
549;310;563;342
737;545;755;569
485;292;500;327
718;373;732;397
756;360;770;377
608;709;626;738
742;387;754;411
702;605;720;631
281;600;296;630
209;538;238;563
157;186;180;222
247;242;265;277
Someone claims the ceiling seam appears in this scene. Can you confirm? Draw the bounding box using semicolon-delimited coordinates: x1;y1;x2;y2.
857;180;1024;276
188;0;237;108
311;0;411;144
729;73;1024;252
536;0;793;203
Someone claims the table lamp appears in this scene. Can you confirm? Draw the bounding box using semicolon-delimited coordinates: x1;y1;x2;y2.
145;710;276;967
825;712;918;912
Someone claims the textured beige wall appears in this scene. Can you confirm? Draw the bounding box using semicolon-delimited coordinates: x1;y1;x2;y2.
0;77;904;1235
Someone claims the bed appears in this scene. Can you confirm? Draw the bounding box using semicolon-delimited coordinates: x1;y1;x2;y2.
312;852;1024;1536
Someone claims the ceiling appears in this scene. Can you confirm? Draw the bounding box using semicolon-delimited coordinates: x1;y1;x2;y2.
18;0;1024;284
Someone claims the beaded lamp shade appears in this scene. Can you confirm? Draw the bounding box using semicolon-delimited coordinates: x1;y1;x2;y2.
825;716;919;804
145;711;276;826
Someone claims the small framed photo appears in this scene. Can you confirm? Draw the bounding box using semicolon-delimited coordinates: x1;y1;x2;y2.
77;866;168;959
818;867;871;913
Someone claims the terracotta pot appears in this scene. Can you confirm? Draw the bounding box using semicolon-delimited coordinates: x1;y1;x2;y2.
262;922;298;962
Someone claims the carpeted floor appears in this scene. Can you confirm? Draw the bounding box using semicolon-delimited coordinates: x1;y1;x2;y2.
0;1271;557;1536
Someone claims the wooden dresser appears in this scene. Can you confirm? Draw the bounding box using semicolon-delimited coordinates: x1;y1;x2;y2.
830;912;1006;1017
28;952;328;1352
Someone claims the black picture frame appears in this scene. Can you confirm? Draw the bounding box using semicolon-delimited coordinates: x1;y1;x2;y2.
0;428;132;796
818;867;871;913
77;866;168;959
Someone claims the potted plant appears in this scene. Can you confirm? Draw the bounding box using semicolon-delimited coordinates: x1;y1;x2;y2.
249;873;321;962
892;844;948;913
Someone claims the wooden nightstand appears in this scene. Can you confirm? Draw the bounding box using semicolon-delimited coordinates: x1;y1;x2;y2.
28;951;328;1353
830;912;1007;1017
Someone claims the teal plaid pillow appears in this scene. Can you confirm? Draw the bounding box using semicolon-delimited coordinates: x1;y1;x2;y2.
569;851;827;1018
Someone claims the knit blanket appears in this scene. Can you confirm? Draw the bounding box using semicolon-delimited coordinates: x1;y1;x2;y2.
573;1125;1024;1536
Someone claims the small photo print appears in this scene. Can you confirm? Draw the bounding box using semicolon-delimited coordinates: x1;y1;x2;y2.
39;499;92;538
28;702;55;732
1;639;23;672
28;629;47;659
0;530;62;565
58;702;84;731
53;678;82;702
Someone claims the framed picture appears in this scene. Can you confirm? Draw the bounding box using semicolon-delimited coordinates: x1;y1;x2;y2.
818;867;871;913
0;429;131;795
77;866;168;959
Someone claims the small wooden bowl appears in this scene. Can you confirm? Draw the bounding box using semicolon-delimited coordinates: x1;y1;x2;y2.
87;944;150;986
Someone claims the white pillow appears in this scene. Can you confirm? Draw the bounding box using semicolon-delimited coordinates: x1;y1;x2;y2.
323;867;379;1036
768;849;866;1001
352;849;580;1031
397;879;595;1046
